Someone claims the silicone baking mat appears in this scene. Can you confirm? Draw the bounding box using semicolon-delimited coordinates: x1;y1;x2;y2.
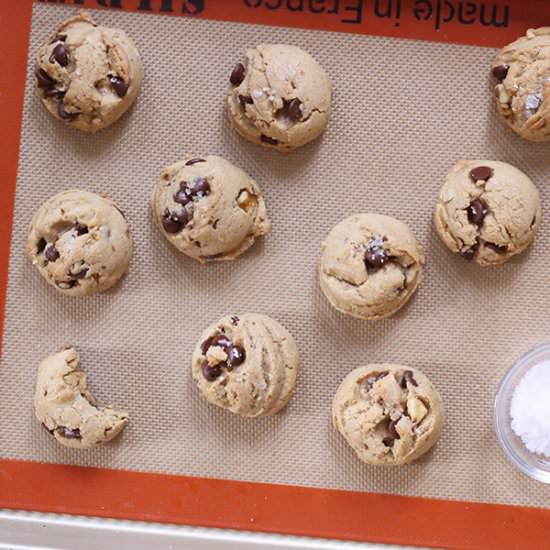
2;1;550;548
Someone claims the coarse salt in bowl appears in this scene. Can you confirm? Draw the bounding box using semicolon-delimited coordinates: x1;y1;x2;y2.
495;343;550;483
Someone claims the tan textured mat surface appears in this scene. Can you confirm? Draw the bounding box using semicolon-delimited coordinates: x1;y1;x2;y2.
2;3;550;508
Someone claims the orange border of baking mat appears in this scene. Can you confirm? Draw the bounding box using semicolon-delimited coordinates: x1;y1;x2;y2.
2;1;550;548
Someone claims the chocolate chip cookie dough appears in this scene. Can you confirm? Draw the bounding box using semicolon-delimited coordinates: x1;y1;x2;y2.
35;11;143;132
492;28;550;142
34;348;128;449
152;155;271;263
226;44;332;152
332;365;444;466
192;314;300;417
26;190;132;296
434;160;541;266
319;214;425;320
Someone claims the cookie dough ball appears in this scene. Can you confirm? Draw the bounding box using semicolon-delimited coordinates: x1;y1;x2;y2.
192;314;300;417
35;12;143;132
319;214;425;320
434;160;541;266
152;155;271;263
34;348;128;449
332;365;444;466
492;28;550;142
26;190;132;296
226;44;332;152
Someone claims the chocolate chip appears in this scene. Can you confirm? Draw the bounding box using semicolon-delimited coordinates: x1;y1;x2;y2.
467;199;488;226
486;242;507;253
201;333;247;375
210;333;232;351
382;437;395;447
45;245;60;262
287;98;303;121
57;101;74;120
401;370;418;389
460;241;479;261
50;35;67;44
186;158;206;166
35;67;55;89
261;134;278;145
202;360;223;381
192;177;210;197
36;238;47;254
162;209;188;233
44;88;65;99
460;249;476;260
365;248;388;270
365;239;388;271
73;223;88;236
57;426;81;439
42;423;54;435
70;265;88;279
469;166;493;182
230;63;246;86
110;75;128;98
239;95;254;108
201;332;231;354
230;316;240;326
174;184;192;206
388;420;400;440
366;371;389;387
49;43;68;66
239;95;254;109
227;345;246;368
492;64;509;82
200;336;214;354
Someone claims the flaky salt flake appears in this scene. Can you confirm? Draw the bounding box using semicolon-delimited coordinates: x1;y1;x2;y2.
368;236;384;250
525;94;543;119
526;95;542;110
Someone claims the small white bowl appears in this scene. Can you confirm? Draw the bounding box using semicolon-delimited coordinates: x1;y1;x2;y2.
494;343;550;483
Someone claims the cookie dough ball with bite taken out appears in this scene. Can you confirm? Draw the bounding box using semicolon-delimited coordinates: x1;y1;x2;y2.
34;347;128;449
